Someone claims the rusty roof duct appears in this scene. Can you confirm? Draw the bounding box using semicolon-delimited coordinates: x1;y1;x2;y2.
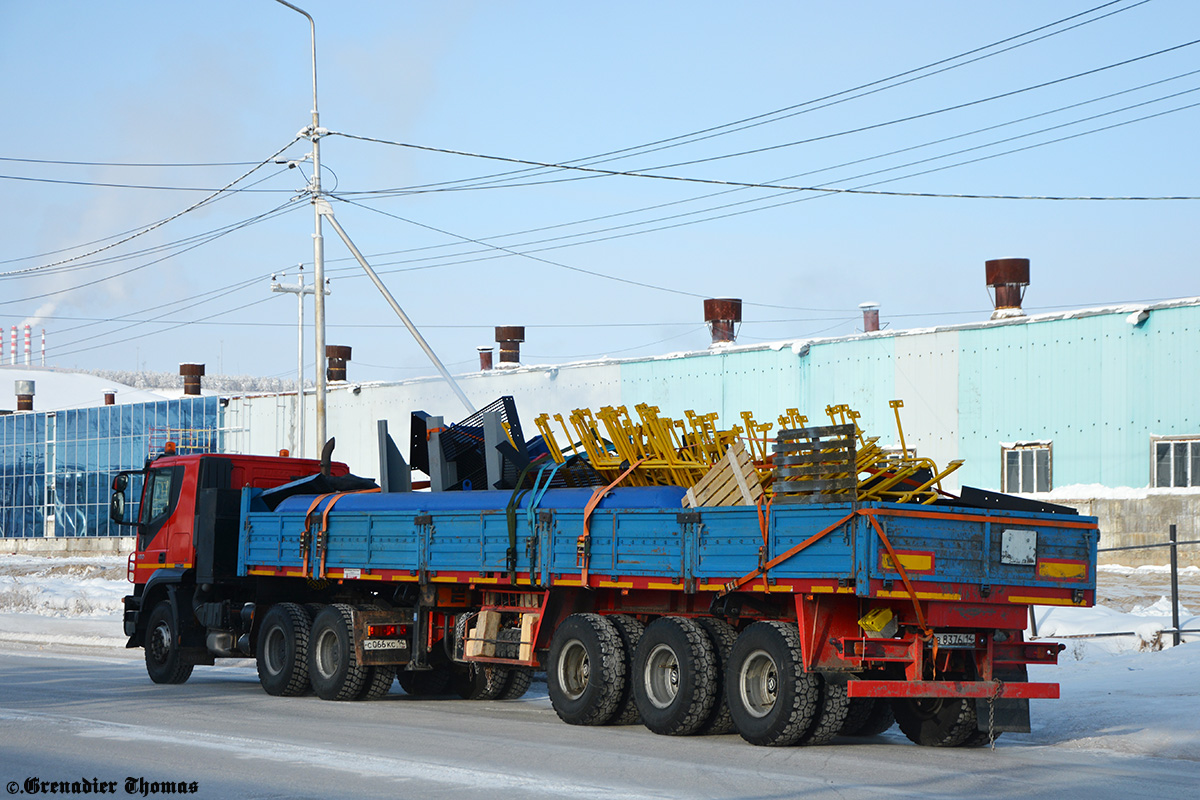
495;326;524;368
325;346;351;383
103;389;117;406
860;301;880;332
704;298;742;345
477;346;494;371
15;380;34;412
986;258;1031;320
179;363;205;396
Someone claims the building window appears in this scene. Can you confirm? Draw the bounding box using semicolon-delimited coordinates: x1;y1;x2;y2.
1153;437;1200;488
1002;442;1051;493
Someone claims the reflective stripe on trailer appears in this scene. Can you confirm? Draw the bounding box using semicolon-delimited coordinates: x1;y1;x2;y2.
847;680;1059;699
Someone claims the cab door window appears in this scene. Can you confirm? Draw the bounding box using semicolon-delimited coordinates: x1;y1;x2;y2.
139;466;183;549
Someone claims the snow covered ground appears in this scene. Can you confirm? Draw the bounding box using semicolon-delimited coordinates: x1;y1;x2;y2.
0;555;1196;761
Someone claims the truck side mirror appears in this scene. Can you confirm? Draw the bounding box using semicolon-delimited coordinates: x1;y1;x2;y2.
110;491;126;523
112;474;128;492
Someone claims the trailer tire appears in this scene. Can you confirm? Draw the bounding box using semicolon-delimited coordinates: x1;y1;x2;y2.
453;663;509;700
144;601;193;685
957;728;1000;748
840;697;896;737
605;614;645;725
358;665;396;701
892;697;979;747
797;675;850;745
547;613;625;726
256;602;312;696
633;616;717;736
498;668;534;700
725;621;818;746
309;603;366;701
694;617;737;735
397;669;451;696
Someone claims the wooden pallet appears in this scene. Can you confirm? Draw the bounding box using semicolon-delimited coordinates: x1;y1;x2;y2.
773;423;857;505
683;441;763;507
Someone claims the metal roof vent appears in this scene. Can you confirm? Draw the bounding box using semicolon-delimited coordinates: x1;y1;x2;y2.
986;258;1030;320
704;298;742;345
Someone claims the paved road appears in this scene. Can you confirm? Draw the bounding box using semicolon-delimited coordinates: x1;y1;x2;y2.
0;647;1196;800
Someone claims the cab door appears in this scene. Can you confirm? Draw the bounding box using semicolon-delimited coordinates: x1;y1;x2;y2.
137;465;185;567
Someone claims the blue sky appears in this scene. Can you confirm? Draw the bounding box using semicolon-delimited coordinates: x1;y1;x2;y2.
1;1;1197;382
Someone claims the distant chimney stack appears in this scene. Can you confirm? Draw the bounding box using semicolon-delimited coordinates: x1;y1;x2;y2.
477;346;494;371
9;327;15;366
179;363;205;396
986;258;1030;319
860;301;880;332
495;326;525;367
325;345;351;382
704;298;742;345
15;380;34;412
103;389;117;406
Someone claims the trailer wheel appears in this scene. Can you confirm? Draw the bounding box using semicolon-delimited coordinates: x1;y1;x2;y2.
633;616;717;736
840;697;896;737
358;666;396;701
605;614;645;725
725;621;818;746
308;603;366;701
957;728;1000;748
453;663;509;700
797;675;850;745
694;617;737;735
498;668;534;700
256;602;312;696
397;669;451;696
547;613;624;726
892;697;979;747
144;601;193;685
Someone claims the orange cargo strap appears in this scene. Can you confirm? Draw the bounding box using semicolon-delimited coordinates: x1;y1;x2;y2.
300;493;336;575
719;510;856;596
305;489;382;579
755;494;772;593
578;459;645;585
863;511;938;667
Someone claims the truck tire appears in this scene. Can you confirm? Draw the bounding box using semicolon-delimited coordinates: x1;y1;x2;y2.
725;621;818;746
498;668;534;700
547;613;625;726
605;614;645;725
797;675;850;745
358;665;396;701
397;669;451;696
840;697;896;737
694;617;737;735
632;616;717;736
892;697;979;747
309;603;366;701
256;602;312;697
453;663;509;700
144;601;194;685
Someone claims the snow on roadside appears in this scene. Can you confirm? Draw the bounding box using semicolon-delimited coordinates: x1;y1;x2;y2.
0;554;126;617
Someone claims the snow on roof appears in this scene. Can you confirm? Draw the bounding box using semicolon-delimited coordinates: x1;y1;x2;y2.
0;366;171;412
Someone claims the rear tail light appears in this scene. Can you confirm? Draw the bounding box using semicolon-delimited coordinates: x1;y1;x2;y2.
367;624;408;637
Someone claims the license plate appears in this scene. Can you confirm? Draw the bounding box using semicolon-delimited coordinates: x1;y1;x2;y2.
934;632;977;648
363;639;407;651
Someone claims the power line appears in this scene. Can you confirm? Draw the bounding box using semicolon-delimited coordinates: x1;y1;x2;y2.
0;155;262;168
0;172;299;192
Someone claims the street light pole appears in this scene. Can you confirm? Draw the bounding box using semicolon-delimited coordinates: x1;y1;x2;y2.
273;0;328;453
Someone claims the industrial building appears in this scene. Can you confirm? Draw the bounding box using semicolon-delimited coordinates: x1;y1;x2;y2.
3;260;1197;563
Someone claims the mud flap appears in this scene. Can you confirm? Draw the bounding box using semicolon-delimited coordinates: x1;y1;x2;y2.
974;697;1031;733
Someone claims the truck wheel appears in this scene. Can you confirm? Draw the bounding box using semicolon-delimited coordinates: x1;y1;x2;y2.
547;613;624;726
144;601;194;685
256;602;312;697
498;668;534;700
397;669;451;696
308;603;366;701
453;663;509;700
892;697;979;747
632;616;717;736
358;666;396;701
797;675;850;745
605;614;645;725
694;617;737;735
840;697;896;737
725;621;818;746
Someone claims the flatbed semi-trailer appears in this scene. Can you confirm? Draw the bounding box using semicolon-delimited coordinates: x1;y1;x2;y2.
116;411;1099;748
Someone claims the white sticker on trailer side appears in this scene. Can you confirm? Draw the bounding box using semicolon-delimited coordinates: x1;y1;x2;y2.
1000;529;1038;565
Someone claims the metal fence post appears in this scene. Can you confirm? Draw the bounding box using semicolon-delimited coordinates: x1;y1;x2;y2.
1169;524;1181;647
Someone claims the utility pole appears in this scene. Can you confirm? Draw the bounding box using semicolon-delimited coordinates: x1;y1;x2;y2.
271;265;329;458
274;0;329;453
